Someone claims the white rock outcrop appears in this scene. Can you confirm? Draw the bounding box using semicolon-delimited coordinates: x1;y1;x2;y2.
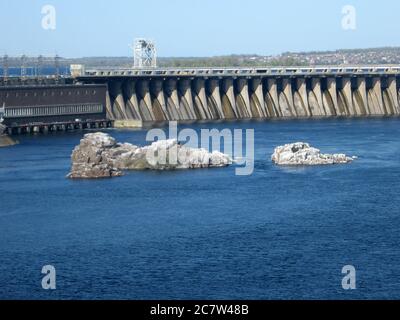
68;132;232;179
271;142;355;166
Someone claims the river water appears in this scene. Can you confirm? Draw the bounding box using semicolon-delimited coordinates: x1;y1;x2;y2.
1;118;400;299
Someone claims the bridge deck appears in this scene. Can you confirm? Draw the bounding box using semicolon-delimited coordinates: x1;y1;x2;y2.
78;65;400;78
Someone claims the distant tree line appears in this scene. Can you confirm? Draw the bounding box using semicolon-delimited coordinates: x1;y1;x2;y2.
6;46;400;69
157;56;307;67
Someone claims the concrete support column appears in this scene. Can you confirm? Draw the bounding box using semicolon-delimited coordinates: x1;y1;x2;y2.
387;77;400;114
236;78;252;117
105;90;115;120
311;78;325;116
193;78;211;120
282;78;296;116
150;79;169;121
372;77;385;115
207;79;224;119
137;80;155;121
250;78;267;117
109;81;128;120
354;78;368;115
221;78;239;118
165;78;184;120
178;79;197;119
123;80;142;120
296;78;310;116
267;78;282;117
327;78;339;115
341;78;355;115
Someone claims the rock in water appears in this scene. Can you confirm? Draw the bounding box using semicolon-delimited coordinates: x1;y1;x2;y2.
68;132;232;179
68;132;123;179
0;135;17;148
0;124;18;148
271;142;355;165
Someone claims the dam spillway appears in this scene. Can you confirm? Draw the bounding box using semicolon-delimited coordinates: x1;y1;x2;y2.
75;66;400;122
2;66;400;136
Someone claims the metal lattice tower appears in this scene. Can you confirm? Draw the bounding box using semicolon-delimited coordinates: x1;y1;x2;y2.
54;54;60;77
21;55;27;78
133;38;157;68
36;55;43;77
2;55;8;79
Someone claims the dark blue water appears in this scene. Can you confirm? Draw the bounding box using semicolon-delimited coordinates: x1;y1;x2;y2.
1;118;400;300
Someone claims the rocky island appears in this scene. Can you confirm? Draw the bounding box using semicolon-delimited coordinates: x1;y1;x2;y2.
68;132;232;179
271;142;356;166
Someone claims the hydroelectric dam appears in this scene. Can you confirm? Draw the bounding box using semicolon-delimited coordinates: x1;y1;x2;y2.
76;65;400;123
2;65;400;135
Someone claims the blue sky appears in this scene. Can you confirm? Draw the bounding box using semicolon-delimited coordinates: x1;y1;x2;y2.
0;0;399;58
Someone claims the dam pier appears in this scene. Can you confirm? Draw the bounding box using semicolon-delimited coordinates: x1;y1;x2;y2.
78;66;400;122
2;65;400;135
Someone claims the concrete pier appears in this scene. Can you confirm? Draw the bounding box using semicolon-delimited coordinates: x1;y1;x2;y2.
77;66;400;122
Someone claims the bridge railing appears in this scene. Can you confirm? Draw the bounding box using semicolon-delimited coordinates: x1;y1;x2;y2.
78;65;400;77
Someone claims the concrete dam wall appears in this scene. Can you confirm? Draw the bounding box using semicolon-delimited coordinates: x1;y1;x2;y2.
102;76;400;122
74;67;400;122
5;67;398;135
